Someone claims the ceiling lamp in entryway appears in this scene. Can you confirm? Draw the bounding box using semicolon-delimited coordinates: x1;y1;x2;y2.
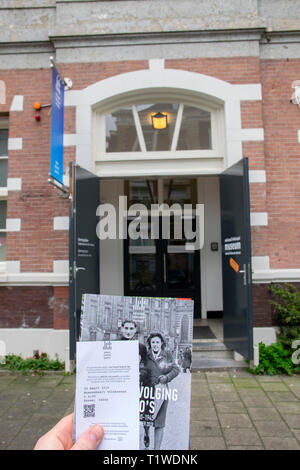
151;112;168;130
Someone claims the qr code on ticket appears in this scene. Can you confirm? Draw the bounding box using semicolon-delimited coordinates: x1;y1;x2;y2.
83;404;95;418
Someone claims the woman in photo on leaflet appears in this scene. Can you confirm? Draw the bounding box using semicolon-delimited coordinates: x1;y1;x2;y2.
145;333;180;450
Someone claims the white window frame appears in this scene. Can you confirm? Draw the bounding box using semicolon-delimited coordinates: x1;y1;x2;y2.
0;117;9;271
93;94;225;165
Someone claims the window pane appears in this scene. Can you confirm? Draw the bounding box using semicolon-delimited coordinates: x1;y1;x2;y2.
0;159;8;187
0;233;6;262
137;103;178;151
163;179;197;208
106;107;140;152
129;254;157;292
0;200;7;229
177;106;211;150
126;180;158;208
0;129;8;156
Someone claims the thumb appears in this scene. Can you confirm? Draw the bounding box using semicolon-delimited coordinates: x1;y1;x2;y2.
71;424;104;450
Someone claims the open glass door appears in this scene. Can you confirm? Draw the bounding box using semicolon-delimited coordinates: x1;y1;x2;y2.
69;164;100;360
220;158;253;360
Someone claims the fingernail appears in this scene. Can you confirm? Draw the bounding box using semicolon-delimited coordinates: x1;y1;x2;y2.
89;425;103;443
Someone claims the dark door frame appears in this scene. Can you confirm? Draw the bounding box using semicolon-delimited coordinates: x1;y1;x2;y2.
124;216;201;317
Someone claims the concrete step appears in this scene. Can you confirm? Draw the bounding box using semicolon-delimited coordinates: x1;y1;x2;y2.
192;357;248;372
192;341;234;359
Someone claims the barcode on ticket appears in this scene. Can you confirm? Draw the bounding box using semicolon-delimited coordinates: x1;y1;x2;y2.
83;404;95;418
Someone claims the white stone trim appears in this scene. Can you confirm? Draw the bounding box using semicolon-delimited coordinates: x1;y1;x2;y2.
0;187;8;198
149;58;165;71
6;218;21;232
8;138;22;151
53;216;69;231
227;128;264;142
252;256;270;271
10;95;24;112
249;170;266;183
250;212;268;226
7;178;22;191
252;269;300;284
0;329;69;361
298;130;300;143
63;133;90;147
53;260;69;274
253;327;278;347
6;261;21;273
65;67;262;174
0;271;68;286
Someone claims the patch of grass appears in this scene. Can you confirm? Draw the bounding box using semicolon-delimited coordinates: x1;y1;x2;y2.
0;353;64;374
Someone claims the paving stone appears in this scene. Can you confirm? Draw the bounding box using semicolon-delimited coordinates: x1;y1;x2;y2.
292;429;300;442
262;437;300;450
191;372;207;381
219;413;254;429
256;376;283;382
0;418;28;440
267;391;299;402
238;388;266;397
229;370;256;378
289;388;300;399
275;402;300;414
254;420;294;438
281;414;300;428
231;378;260;389
190;408;218;421
190;420;222;437
0;376;17;385
205;372;232;383
239;396;274;408
189;437;226;450
211;392;241;402
223;428;262;447
13;375;41;385
247;407;281;421
208;383;236;393
260;382;289;392
16;414;61;446
215;402;246;414
191;396;214;407
227;446;264;450
35;377;64;388
281;377;300;387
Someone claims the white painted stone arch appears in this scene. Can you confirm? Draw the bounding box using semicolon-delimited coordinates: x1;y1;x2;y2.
64;60;262;174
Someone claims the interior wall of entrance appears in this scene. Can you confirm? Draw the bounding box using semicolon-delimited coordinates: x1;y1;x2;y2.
99;176;223;318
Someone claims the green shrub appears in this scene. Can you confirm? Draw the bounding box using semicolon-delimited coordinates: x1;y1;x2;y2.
269;283;300;326
247;342;300;376
269;283;300;348
0;353;64;374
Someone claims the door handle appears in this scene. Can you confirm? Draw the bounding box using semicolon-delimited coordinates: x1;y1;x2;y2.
163;254;167;283
238;264;247;286
76;267;86;273
73;261;86;280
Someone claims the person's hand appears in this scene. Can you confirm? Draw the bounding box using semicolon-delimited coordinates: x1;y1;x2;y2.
34;413;104;450
158;375;168;384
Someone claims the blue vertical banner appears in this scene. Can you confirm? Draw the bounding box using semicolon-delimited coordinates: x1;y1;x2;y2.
50;67;64;185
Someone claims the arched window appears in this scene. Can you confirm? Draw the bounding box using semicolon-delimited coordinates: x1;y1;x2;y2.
93;95;224;176
105;103;212;152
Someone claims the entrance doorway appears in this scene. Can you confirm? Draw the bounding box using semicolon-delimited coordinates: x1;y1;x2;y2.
123;179;201;317
69;160;253;363
124;216;201;316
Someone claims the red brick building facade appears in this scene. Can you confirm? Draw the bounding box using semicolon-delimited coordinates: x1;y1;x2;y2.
0;1;299;359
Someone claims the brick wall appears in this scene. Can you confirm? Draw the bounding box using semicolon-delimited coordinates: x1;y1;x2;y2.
0;286;53;328
0;56;300;329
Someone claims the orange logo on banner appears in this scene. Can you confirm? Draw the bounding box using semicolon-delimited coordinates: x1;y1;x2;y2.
229;257;239;273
